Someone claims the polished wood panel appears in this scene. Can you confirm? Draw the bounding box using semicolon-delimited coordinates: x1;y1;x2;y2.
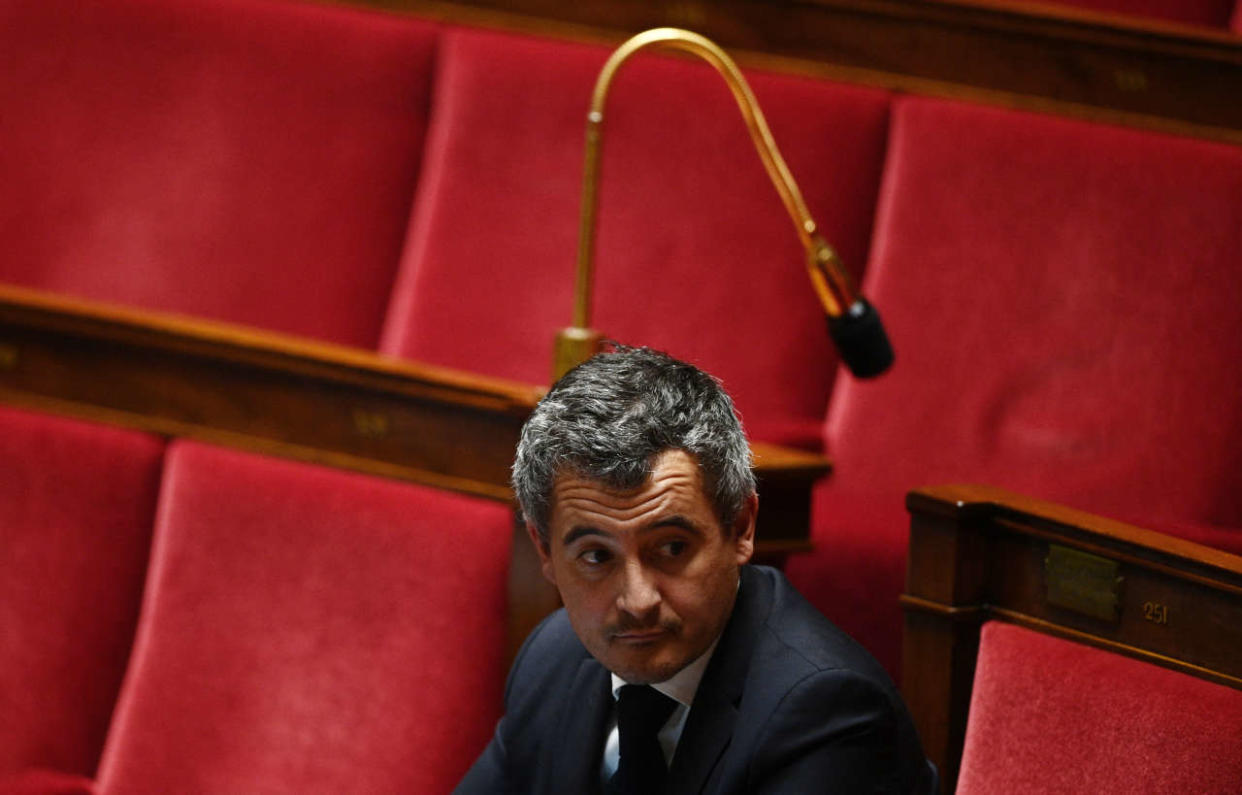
0;284;827;513
901;483;1242;793
0;284;538;500
340;0;1242;145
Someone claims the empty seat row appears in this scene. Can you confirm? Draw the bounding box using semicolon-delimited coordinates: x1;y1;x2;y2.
1;406;512;791
4;0;1242;700
1;0;894;451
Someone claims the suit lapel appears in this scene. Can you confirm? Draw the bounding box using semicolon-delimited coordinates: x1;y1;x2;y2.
665;687;738;794
667;566;773;794
545;656;611;794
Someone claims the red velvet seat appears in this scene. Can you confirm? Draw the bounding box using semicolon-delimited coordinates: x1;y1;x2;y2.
95;442;512;793
380;27;891;449
0;0;437;347
0;407;163;780
957;621;1242;793
786;95;1242;677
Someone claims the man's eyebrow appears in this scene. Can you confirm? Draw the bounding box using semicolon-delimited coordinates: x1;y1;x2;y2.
561;515;703;545
563;526;608;546
643;515;703;534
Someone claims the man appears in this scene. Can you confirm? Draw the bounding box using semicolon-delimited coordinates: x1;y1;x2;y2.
458;346;934;794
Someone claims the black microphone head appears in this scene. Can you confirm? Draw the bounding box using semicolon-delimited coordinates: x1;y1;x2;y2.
827;298;894;378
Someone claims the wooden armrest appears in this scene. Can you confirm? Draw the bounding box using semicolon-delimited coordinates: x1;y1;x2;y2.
0;283;828;541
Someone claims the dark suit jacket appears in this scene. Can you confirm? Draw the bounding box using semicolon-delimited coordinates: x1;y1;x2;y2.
457;565;935;794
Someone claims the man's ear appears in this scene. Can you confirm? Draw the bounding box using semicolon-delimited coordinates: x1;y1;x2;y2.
732;493;758;565
526;520;557;586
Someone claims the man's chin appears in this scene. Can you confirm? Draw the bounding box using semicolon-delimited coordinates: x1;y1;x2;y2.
602;646;686;685
607;661;682;685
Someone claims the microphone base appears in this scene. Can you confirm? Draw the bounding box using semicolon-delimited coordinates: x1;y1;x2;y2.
552;326;605;382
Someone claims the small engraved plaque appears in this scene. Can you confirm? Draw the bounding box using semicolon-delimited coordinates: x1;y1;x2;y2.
352;409;390;439
1045;544;1123;622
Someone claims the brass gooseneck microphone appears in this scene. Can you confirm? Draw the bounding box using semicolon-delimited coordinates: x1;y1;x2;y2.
552;27;894;382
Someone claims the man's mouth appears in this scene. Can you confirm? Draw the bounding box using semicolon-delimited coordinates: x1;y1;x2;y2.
612;629;668;644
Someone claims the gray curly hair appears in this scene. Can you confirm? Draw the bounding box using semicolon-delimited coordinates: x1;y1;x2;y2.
513;345;756;546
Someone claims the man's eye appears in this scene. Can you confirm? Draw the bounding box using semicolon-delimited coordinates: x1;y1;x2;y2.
580;548;612;565
660;540;688;558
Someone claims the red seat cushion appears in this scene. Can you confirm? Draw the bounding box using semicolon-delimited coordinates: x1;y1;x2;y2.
96;442;512;793
380;27;891;449
0;407;163;778
0;0;437;347
787;96;1242;677
958;621;1242;793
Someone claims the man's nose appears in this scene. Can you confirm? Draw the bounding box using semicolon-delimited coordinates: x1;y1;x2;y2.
616;560;660;618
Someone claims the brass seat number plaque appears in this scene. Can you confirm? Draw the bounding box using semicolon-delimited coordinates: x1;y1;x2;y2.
1045;544;1123;623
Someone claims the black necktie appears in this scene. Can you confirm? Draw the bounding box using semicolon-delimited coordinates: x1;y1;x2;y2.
607;684;679;795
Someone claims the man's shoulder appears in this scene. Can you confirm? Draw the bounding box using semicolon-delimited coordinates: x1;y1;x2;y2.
730;566;935;793
735;566;913;739
506;608;594;697
516;607;581;657
746;565;895;686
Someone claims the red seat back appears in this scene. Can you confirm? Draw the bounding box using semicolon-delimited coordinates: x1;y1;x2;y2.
0;0;437;347
97;442;512;793
0;407;163;778
833;95;1242;528
380;27;891;449
957;621;1242;793
788;96;1242;675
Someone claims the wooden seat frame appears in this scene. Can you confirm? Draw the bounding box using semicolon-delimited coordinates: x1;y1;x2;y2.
901;483;1242;793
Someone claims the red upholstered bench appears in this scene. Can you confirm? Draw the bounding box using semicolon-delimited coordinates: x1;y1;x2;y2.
92;441;513;793
957;621;1242;793
786;95;1242;678
5;5;1242;787
0;0;437;348
0;407;163;782
379;25;892;450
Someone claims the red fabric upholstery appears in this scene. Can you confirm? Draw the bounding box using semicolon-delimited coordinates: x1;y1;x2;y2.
1126;516;1242;558
957;621;1242;793
95;441;511;793
0;770;96;795
0;0;437;347
0;407;163;778
380;27;891;449
1233;1;1242;31
787;96;1242;677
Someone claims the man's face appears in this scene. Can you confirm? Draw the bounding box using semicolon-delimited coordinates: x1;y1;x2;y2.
529;449;756;684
